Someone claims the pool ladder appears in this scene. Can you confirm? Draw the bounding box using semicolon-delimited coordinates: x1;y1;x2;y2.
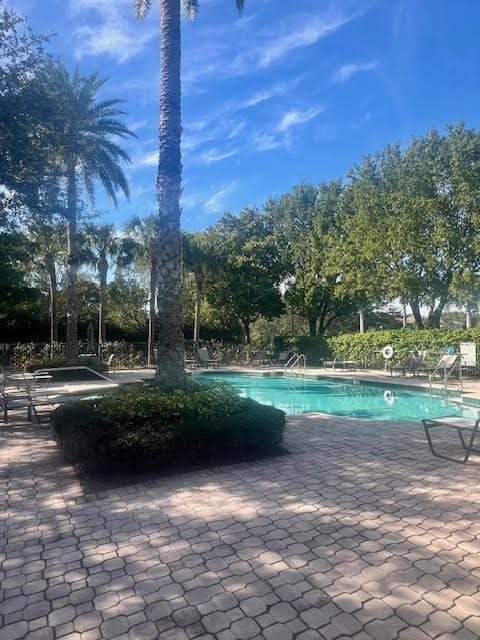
284;353;307;373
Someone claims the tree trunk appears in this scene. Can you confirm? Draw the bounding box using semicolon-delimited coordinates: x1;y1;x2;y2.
428;297;449;329
410;298;424;329
193;272;203;343
155;0;185;386
402;304;407;328
242;319;251;344
98;255;108;348
147;257;157;367
359;308;366;334
45;255;58;356
65;166;78;358
308;316;317;337
466;307;472;329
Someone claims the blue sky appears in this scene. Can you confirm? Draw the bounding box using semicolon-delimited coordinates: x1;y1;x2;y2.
9;0;480;230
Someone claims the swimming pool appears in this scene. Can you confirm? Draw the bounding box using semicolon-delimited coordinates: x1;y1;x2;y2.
197;372;479;421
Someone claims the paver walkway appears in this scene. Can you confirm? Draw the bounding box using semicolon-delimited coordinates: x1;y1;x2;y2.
1;414;480;640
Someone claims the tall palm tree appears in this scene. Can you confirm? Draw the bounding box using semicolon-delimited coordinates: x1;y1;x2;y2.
84;223;133;348
183;232;216;343
29;222;65;355
124;214;158;367
43;62;134;358
134;0;245;385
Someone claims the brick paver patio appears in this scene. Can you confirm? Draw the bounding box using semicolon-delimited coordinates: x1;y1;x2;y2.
1;414;480;640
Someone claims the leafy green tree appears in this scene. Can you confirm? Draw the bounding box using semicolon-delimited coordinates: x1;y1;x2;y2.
84;223;134;347
266;183;361;337
0;2;58;226
335;124;480;328
134;0;245;385
124;214;158;365
205;209;284;343
28;222;66;351
42;62;134;357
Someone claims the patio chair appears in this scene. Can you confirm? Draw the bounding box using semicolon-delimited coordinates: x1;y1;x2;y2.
422;416;480;463
197;348;221;368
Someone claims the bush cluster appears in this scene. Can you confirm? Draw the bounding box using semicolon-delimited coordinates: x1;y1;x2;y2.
51;381;286;466
327;328;480;368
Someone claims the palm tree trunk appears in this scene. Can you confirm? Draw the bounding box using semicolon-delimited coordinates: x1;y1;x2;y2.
155;0;185;386
65;166;78;358
359;308;366;334
466;307;472;329
193;273;203;343
148;258;157;367
98;255;108;348
46;256;58;356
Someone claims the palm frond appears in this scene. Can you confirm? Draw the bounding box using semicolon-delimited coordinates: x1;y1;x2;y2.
134;0;152;19
182;0;199;20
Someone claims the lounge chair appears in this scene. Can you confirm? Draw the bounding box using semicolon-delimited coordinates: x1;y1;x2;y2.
422;416;480;463
197;348;221;368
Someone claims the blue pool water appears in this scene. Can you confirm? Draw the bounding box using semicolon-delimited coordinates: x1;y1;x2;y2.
198;372;479;421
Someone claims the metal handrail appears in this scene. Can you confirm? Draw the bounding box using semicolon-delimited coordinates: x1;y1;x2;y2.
284;353;307;372
428;355;463;395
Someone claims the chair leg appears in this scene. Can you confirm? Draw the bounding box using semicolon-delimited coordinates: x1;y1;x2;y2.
423;419;480;464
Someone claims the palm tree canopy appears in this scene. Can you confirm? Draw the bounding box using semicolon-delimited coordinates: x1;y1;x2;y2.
29;222;66;262
134;0;244;20
124;214;158;268
83;223;134;273
43;62;135;206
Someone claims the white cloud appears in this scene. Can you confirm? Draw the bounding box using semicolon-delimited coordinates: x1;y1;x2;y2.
332;59;378;83
257;11;354;69
251;132;288;152
198;148;238;165
204;183;237;214
128;120;148;132
134;150;157;168
70;0;156;62
277;107;323;132
182;5;364;89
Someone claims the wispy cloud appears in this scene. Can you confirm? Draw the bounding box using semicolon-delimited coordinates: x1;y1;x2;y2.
256;10;355;69
251;132;289;152
277;107;323;132
70;0;156;62
198;148;238;165
134;150;157;168
183;5;364;89
332;59;378;83
204;183;237;214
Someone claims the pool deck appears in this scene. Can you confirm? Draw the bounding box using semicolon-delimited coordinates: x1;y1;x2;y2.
2;411;480;640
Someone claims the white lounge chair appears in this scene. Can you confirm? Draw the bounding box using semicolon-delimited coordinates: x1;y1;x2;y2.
422;416;480;463
197;348;221;368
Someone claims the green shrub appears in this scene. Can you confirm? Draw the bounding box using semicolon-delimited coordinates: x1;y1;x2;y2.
327;328;480;368
51;381;286;466
284;335;328;365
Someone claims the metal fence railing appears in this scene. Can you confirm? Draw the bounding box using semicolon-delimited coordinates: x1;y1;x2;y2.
0;340;252;371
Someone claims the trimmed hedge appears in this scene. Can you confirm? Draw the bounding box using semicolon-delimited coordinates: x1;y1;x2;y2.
327;328;480;367
51;381;286;466
283;336;328;365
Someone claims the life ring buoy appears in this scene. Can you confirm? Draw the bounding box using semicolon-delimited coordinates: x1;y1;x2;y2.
382;345;394;360
383;390;395;405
